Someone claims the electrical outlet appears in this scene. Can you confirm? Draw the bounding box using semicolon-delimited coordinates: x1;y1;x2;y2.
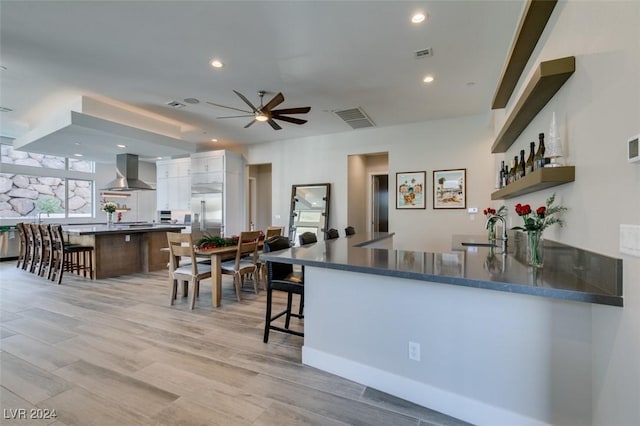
409;341;421;361
125;234;130;242
467;207;478;213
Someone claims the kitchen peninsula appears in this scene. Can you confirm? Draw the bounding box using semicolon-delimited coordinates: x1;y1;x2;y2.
64;224;184;278
261;233;623;425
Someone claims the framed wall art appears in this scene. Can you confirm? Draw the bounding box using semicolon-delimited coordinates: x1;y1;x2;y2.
396;171;426;209
433;168;466;209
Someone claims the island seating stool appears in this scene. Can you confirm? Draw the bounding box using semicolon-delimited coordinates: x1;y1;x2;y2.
263;235;304;343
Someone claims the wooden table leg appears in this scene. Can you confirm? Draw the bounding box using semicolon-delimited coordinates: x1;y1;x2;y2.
211;254;222;307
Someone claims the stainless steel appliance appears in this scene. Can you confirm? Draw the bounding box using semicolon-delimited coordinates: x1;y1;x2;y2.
0;225;20;261
191;192;223;238
159;210;172;223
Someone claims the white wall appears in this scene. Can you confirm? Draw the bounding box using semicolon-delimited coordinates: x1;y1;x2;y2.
248;113;495;252
499;2;639;424
304;267;592;426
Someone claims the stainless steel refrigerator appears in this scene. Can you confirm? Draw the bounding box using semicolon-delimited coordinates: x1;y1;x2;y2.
191;182;223;239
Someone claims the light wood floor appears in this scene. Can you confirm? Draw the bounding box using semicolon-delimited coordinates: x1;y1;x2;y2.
0;261;472;426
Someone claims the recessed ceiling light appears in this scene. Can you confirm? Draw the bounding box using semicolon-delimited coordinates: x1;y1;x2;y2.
210;59;224;69
210;138;218;142
74;142;81;146
117;144;126;148
73;153;83;157
411;12;426;24
423;75;434;83
157;156;163;160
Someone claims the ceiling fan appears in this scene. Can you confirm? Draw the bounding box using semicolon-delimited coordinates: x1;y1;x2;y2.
207;90;311;130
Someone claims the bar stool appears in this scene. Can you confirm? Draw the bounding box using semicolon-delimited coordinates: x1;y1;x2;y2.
263;235;304;343
16;223;28;270
29;223;43;274
50;224;94;283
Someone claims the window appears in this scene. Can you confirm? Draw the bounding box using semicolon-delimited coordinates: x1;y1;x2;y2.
0;144;95;219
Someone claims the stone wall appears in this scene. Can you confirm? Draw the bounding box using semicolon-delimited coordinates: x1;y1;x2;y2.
0;146;93;218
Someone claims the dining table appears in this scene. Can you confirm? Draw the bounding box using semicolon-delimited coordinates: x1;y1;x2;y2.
163;241;264;308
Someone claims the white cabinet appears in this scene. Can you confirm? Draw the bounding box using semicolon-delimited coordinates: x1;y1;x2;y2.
190;150;245;236
156;158;191;211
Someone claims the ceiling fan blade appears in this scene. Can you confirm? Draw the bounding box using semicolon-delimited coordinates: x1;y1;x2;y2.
272;115;307;125
244;119;257;128
206;101;252;114
217;114;254;119
262;92;284;112
271;106;311;115
267;119;282;130
233;90;258;113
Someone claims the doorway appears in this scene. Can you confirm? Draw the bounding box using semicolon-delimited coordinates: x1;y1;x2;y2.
371;173;389;232
246;163;272;231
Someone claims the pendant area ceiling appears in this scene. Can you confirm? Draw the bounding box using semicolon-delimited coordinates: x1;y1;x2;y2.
0;1;525;162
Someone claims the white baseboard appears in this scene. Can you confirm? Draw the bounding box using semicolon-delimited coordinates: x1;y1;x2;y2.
302;345;549;426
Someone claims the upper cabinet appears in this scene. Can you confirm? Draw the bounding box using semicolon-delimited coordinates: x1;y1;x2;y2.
491;56;575;153
156;157;191;211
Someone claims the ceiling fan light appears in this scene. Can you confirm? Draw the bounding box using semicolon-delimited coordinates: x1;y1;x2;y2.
255;113;269;122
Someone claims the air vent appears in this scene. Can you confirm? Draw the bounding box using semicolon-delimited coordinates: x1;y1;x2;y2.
166;101;186;108
0;106;13;112
415;47;433;58
333;107;375;129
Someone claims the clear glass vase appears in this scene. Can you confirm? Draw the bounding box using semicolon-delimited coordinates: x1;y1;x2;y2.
527;230;543;268
107;212;114;227
487;221;497;241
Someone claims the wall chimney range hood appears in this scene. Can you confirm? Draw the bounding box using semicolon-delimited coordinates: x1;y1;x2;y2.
102;154;154;191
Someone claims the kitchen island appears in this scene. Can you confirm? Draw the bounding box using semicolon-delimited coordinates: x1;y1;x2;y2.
65;224;185;278
260;233;623;426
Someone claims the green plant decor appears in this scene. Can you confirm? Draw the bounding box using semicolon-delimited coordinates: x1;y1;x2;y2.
196;234;239;249
35;196;63;214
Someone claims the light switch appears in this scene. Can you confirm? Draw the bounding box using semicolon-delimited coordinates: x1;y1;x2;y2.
620;224;640;257
125;234;131;242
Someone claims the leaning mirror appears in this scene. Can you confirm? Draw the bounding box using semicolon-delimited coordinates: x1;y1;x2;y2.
289;183;330;245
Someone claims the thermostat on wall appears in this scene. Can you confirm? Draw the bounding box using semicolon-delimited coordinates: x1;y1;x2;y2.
629;134;639;163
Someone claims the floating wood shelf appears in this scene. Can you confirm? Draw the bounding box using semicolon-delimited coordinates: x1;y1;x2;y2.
115;208;131;212
101;192;131;198
491;166;575;200
491;56;575;153
492;0;558;109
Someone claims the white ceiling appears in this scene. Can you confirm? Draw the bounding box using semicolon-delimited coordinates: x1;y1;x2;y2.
0;0;525;162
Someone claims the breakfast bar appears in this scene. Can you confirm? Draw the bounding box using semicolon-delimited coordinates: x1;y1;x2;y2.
64;224;184;279
260;233;623;425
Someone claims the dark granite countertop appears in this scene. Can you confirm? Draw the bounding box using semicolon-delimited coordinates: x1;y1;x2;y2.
64;224;185;235
260;232;623;307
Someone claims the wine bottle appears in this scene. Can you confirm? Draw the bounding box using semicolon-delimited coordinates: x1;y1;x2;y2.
499;160;506;188
535;133;546;169
504;162;509;186
518;149;526;179
526;141;535;173
510;156;518;182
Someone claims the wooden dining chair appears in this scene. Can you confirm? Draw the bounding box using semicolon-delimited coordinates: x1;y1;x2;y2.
166;232;212;309
265;226;284;239
221;230;261;302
